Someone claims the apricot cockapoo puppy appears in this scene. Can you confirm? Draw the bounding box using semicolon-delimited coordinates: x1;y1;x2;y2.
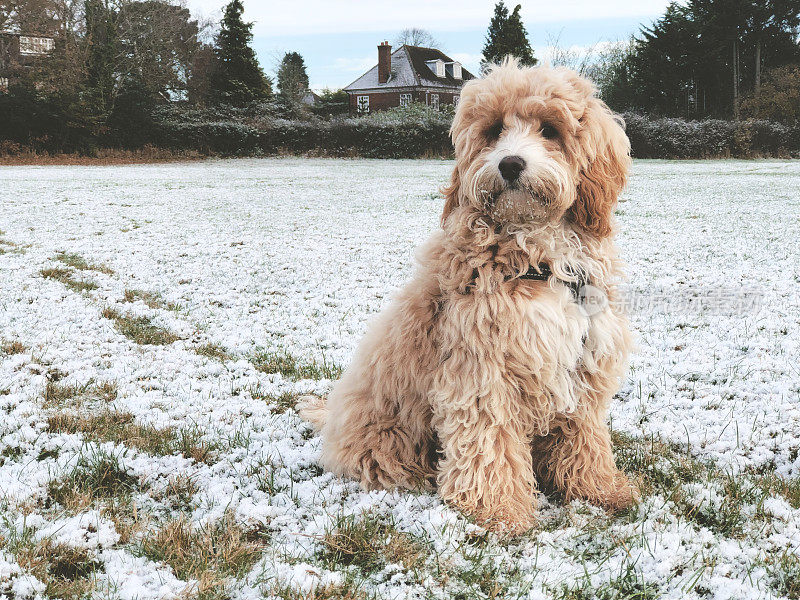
301;59;637;533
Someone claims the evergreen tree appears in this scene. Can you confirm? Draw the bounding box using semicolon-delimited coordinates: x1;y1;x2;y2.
601;0;800;118
210;0;271;106
628;3;703;116
481;2;537;72
85;0;116;114
277;51;309;105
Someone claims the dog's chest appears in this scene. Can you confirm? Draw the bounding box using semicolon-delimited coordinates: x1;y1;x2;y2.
440;281;619;413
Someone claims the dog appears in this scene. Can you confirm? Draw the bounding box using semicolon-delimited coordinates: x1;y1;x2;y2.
300;59;636;533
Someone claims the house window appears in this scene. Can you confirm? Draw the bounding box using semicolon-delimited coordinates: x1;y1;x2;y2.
19;36;54;55
453;95;460;107
430;94;439;110
399;93;411;107
0;77;8;92
357;95;369;114
425;59;445;78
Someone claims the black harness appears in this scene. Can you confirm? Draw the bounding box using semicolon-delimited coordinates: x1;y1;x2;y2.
518;264;589;299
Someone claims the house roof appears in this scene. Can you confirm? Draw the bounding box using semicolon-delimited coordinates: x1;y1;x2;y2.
344;45;475;92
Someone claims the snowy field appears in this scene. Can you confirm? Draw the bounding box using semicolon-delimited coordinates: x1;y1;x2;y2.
0;157;799;600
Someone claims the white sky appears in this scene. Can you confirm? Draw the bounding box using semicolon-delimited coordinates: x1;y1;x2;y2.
184;0;676;89
186;0;675;36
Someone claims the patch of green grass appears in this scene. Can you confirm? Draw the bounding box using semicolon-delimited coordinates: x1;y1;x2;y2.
153;475;200;512
454;557;517;600
1;507;100;599
251;349;341;381
47;411;218;464
767;551;800;599
0;445;23;467
266;583;369;600
196;342;231;361
47;449;141;510
751;472;800;510
611;431;792;537
1;339;25;355
554;562;659;600
676;475;764;537
43;380;117;408
41;267;98;293
317;512;426;575
123;288;164;309
56;252;113;275
137;514;265;600
612;431;706;498
16;540;101;600
102;307;180;345
247;386;299;414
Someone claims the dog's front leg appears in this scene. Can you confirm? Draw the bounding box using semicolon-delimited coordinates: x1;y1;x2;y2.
531;408;637;510
431;356;538;534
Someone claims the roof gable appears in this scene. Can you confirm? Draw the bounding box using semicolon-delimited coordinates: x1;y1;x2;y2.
344;45;475;92
404;46;475;86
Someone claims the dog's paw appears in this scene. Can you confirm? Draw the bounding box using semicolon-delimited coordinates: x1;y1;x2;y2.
594;474;639;511
297;395;326;431
451;500;538;537
487;514;537;537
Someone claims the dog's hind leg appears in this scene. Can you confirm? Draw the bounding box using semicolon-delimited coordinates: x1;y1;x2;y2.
314;269;442;491
320;376;437;491
298;395;327;432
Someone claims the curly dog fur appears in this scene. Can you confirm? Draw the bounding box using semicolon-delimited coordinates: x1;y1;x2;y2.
300;59;636;533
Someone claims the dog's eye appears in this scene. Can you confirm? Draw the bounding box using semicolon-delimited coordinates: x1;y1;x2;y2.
540;123;559;139
486;121;504;141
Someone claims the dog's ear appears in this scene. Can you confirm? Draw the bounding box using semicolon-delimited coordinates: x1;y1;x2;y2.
568;99;631;238
440;166;461;226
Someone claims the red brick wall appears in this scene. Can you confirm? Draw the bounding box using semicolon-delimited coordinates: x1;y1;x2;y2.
349;90;462;114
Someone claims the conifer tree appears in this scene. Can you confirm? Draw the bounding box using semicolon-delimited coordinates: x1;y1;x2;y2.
210;0;271;106
85;0;117;113
277;52;309;105
481;2;537;72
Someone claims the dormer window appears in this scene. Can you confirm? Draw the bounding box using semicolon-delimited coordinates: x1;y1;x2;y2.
425;59;445;78
445;62;462;80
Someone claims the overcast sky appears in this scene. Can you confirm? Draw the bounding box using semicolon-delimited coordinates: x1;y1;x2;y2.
185;0;675;89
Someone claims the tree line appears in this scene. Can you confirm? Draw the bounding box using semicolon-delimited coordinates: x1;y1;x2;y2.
588;1;800;121
1;0;797;157
0;0;344;151
478;1;799;123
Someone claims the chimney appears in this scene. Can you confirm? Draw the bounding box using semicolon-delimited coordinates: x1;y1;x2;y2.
378;41;391;84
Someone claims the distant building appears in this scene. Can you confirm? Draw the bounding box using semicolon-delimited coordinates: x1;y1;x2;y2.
343;42;475;114
301;90;321;107
0;32;56;92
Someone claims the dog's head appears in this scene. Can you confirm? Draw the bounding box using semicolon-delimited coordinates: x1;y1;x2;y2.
442;59;630;238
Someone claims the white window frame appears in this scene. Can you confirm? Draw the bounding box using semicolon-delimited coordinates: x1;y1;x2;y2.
399;93;412;107
453;95;460;107
430;94;439;111
357;95;369;114
426;59;445;78
19;36;54;56
0;77;8;92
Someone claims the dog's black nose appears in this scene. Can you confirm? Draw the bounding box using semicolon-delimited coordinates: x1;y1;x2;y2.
498;155;526;182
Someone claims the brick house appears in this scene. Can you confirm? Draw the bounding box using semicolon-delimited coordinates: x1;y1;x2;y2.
344;42;475;114
0;32;56;92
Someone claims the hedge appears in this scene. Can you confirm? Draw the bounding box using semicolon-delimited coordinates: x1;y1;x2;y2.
150;107;800;159
621;113;800;159
2;89;798;158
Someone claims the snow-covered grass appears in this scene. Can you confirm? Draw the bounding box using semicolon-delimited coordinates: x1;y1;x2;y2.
0;158;798;600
